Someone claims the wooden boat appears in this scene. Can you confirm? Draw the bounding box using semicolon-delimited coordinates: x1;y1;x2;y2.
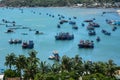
112;27;117;31
72;25;78;30
96;36;100;42
55;32;74;40
59;20;68;24
87;26;94;30
22;42;28;49
9;39;22;44
69;21;76;25
89;22;100;27
57;24;61;28
84;19;93;22
112;21;120;25
5;29;14;33
48;50;60;61
81;23;85;27
101;29;111;36
88;30;96;36
28;40;34;49
35;31;44;35
22;40;34;49
48;55;55;60
78;40;94;49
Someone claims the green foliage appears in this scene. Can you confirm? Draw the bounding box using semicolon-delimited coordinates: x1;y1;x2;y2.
83;73;116;80
23;50;40;80
4;52;119;80
4;69;20;78
34;73;44;80
34;72;58;80
5;53;16;69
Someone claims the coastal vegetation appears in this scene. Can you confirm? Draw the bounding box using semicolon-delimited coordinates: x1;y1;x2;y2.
0;0;120;7
4;50;120;80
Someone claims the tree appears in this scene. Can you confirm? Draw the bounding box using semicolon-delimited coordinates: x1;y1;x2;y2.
4;69;20;78
5;53;16;69
15;55;27;80
71;55;84;76
4;51;119;80
50;62;60;73
24;50;40;80
40;61;49;74
61;55;71;71
106;59;116;77
93;61;108;75
83;73;112;80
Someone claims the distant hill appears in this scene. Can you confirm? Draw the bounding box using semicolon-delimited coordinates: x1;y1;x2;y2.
0;0;120;7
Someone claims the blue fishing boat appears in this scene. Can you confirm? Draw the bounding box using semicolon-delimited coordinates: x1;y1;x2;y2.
28;40;34;49
22;40;34;49
113;21;120;25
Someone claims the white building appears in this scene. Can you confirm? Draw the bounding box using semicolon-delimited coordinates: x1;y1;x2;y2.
0;74;4;80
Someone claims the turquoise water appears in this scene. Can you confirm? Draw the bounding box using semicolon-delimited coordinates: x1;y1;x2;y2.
0;7;120;71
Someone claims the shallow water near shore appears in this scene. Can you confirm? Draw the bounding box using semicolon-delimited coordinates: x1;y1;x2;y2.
0;7;120;71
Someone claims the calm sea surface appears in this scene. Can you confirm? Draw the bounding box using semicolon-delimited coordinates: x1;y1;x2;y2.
0;7;120;71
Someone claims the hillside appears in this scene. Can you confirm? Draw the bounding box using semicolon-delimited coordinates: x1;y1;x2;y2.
0;0;120;7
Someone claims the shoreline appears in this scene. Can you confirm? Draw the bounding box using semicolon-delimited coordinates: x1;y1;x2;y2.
0;6;120;9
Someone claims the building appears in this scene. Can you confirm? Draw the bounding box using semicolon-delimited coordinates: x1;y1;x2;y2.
0;74;4;80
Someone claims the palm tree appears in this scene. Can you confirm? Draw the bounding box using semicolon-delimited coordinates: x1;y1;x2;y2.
40;61;49;74
50;62;60;73
15;55;27;80
93;61;108;74
83;60;94;75
74;55;82;65
28;50;37;58
24;62;39;80
106;59;116;77
61;55;71;72
5;53;16;69
27;50;40;69
24;50;40;80
71;55;83;76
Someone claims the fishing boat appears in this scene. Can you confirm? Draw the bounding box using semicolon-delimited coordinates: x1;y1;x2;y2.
78;40;94;49
22;40;34;49
48;50;60;61
9;39;22;44
55;32;74;40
